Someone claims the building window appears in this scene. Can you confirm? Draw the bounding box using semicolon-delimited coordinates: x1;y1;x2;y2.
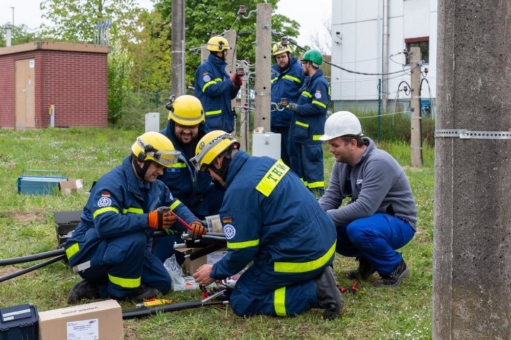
405;37;429;64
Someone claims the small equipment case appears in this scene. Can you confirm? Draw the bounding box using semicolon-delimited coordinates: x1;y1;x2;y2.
0;303;38;340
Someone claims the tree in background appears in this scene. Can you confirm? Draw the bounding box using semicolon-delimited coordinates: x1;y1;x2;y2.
40;0;143;42
0;24;41;47
153;0;300;86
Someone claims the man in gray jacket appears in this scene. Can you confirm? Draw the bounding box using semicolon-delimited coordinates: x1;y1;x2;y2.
318;111;417;287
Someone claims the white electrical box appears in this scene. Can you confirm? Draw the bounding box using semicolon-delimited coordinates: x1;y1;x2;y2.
145;112;160;132
252;133;281;160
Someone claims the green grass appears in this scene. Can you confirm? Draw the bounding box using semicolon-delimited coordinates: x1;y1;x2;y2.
0;128;434;339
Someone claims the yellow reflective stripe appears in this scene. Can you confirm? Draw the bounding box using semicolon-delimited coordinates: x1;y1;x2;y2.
227;239;260;249
274;287;287;316
255;160;290;197
202;80;217;92
274;241;336;273
307;181;324;189
170;200;181;211
295;121;309;128
205;110;222;116
122;207;144;214
312;135;323;141
108;274;141;288
271;77;278;83
312;100;327;109
66;243;80;259
302;91;312;98
93;207;119;219
170;163;187;168
282;75;301;84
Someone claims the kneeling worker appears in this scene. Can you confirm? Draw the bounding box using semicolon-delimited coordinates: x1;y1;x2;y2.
191;131;343;320
66;132;206;303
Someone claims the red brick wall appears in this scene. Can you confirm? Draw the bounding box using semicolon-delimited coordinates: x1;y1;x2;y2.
0;49;108;129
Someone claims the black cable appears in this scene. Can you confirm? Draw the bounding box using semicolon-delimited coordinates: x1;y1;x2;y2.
0;255;66;283
0;248;65;266
122;300;228;319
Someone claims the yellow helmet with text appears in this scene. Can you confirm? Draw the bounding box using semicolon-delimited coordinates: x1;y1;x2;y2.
207;36;231;52
131;132;180;167
168;95;205;126
190;130;238;171
272;43;291;56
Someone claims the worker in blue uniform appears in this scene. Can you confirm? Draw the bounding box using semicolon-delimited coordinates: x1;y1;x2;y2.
194;36;242;133
191;131;343;320
154;95;224;263
66;132;206;304
270;41;304;166
288;49;330;196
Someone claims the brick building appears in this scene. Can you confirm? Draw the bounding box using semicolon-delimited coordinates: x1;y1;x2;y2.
0;42;110;129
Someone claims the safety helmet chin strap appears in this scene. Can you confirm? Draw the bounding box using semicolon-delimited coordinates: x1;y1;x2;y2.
208;145;235;182
132;155;151;181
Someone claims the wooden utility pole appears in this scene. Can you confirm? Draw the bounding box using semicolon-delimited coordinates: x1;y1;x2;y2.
171;0;185;96
253;3;272;132
410;46;422;167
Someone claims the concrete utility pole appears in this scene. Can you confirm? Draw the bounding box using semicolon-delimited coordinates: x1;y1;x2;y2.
381;0;389;111
434;1;511;339
253;3;271;132
171;0;185;96
409;46;422;167
238;58;250;151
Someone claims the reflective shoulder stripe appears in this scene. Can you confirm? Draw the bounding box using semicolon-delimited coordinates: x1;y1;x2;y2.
274;287;287;316
205;110;222;116
213;78;222;82
122;207;144;214
93;207;119;219
302;91;312;98
255;160;290;197
282;75;301;84
312;100;327;109
271;77;278;83
108;274;141;288
170;200;181;211
170;163;187;168
227;238;260;249
307;181;325;189
312;135;323;141
274;241;336;273
66;243;80;259
295;121;309;128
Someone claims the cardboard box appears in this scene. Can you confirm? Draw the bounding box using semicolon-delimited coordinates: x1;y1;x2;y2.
180;248;208;275
38;300;123;340
59;178;84;196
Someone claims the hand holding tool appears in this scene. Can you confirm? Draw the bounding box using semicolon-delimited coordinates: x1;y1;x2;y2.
189;221;207;240
148;207;176;230
287;103;298;112
230;73;243;88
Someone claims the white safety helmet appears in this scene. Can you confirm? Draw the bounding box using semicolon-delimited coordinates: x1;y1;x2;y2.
319;111;363;141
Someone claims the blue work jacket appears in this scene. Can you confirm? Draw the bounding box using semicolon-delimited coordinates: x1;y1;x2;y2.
65;156;199;264
158;121;214;210
270;56;304;127
194;54;239;132
289;69;330;144
210;150;337;279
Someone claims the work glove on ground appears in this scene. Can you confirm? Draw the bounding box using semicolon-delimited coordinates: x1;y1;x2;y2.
189;221;207;240
287;103;298;112
148;206;176;230
230;73;243;88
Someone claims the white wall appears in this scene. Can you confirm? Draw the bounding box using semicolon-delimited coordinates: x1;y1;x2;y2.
331;0;437;103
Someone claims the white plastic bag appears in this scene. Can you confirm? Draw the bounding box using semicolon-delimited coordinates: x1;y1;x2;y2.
163;255;199;291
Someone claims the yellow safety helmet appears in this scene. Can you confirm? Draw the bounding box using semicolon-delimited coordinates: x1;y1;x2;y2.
272;43;291;56
131;132;181;167
190;130;238;171
168;95;205;126
207;36;231;52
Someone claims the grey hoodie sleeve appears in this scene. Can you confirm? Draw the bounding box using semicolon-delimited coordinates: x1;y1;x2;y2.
319;162;346;211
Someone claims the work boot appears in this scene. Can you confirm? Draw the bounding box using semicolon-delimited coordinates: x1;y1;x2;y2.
314;267;343;320
374;259;410;288
68;279;100;304
346;257;376;280
132;284;161;302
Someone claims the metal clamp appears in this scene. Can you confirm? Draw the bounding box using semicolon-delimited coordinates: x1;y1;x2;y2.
435;129;511;139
